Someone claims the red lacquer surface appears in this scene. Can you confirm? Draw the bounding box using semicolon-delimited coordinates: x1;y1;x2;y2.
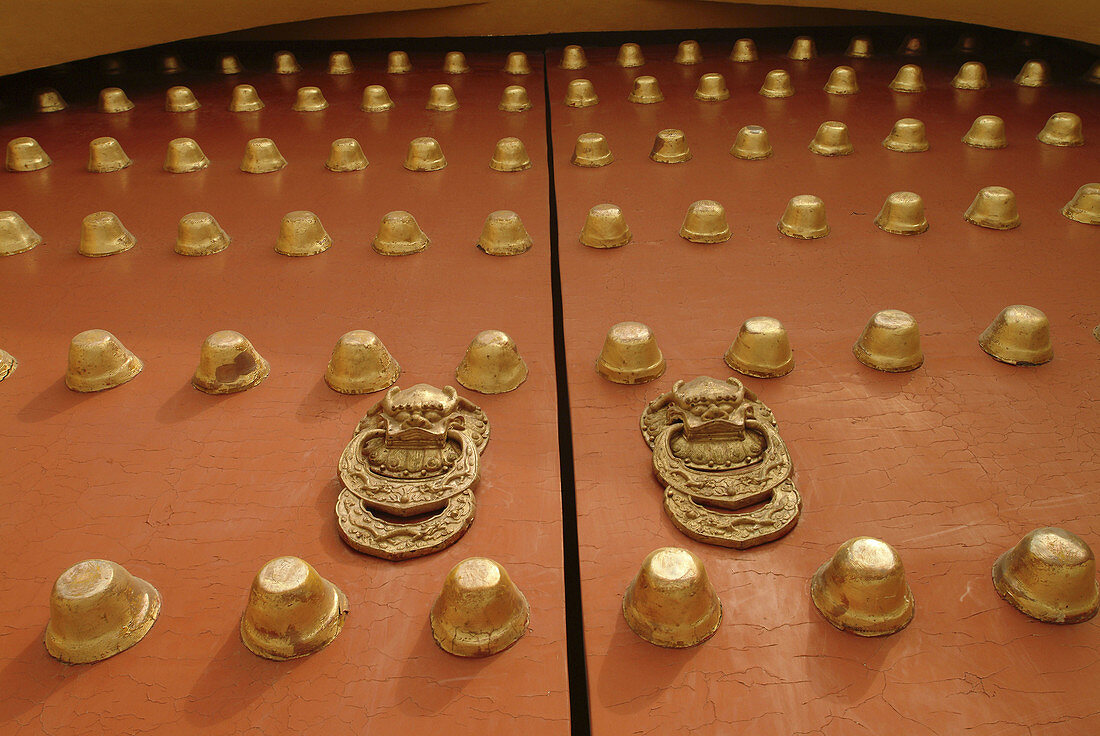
550;41;1099;736
0;51;569;734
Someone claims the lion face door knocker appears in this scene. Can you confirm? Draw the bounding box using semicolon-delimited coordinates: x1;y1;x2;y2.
336;384;489;561
640;376;801;548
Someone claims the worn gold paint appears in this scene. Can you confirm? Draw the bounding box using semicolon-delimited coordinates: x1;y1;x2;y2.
175;212;230;256
499;85;531;112
962;115;1007;149
580;204;631;249
1061;183;1100;225
0;211;42;256
596;321;663;383
952;61;989;90
387;51;412;74
240;138;287;173
899;35;924;55
564;78;598;107
622;548;722;648
955;35;981;54
159;54;185;75
219;54;242;75
192;330;270;394
1086;60;1100;85
165;86;199;112
35;88;66;113
649;129;691;164
883;118;929;152
730;38;757;63
809;121;853;156
6;137;50;172
640;376;802;547
852;309;924;372
874;192;929;235
679;200;730;243
44;560;160;664
293;87;328;112
404;136;446;172
788;36;816;60
1014;59;1050;87
275;211;331;257
845;36;872;58
430;558;529;657
229;84;264;112
730;125;772;160
559;45;587;70
694;73;729;101
489;137;531;172
889;64;926;93
811;537;914;636
778;195;829;239
456;330;529;394
724;317;794;378
158;54;184;74
98;87;133;113
360;85;394;112
273;51;301;74
325;138;368;172
994;528;1098;624
1038;112;1084;147
571;132;613;168
426;84;459;111
965;186;1020;230
325;330;400;395
0;347;15;381
477;210;532;256
78;211;135;257
443;51;470;74
628;76;663;104
164;138;209;174
503;51;531;75
101;57;124;75
978;305;1052;365
759;70;793;98
373;210;430;255
65;329;142;391
673;40;702;65
824;66;859;95
617;43;644;67
336;384;490;560
240;557;348;661
327;51;354;75
87;137;131;173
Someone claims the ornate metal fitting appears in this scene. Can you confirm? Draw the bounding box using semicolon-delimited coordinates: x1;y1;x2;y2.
730;39;757;63
337;384;490;561
0;210;42;256
640;376;801;549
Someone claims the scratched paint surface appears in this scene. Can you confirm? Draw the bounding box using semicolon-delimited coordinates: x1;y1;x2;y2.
0;51;568;734
550;40;1099;735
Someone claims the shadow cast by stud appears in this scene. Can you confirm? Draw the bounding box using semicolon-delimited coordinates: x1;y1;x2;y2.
595;605;700;714
184;626;301;726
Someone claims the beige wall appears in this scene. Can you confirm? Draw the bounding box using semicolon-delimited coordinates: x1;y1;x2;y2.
231;1;898;42
711;0;1099;46
2;0;1096;77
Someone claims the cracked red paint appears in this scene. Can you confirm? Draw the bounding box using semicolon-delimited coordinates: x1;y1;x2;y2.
0;51;568;734
550;41;1100;736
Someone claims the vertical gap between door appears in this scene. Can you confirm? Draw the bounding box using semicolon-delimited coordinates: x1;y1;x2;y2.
543;48;593;736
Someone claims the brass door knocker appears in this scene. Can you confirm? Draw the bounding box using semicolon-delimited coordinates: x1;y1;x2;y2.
640;376;802;548
336;384;489;560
